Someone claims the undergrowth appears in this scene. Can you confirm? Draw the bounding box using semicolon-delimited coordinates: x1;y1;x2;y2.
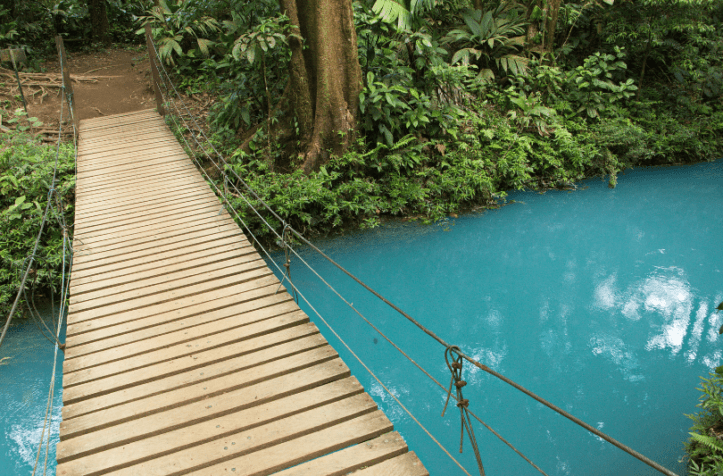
0;131;75;318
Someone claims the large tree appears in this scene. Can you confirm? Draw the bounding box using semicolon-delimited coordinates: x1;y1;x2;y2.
279;0;363;173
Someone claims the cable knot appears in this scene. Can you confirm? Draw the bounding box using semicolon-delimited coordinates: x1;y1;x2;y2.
441;345;486;475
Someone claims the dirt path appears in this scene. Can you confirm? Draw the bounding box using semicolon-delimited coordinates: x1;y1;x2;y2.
2;47;156;136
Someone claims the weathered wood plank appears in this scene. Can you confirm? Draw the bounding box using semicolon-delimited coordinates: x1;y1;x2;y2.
70;231;249;286
63;315;315;390
65;286;292;355
274;432;408;476
194;415;398;476
349;452;428;476
58;354;352;462
70;248;259;304
62;339;340;425
57;393;378;476
73;215;238;256
75;204;228;242
74;195;217;235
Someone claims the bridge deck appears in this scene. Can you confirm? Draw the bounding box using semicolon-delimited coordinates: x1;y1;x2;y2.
57;109;428;476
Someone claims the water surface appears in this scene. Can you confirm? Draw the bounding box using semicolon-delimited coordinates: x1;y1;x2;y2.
0;305;65;476
273;161;723;475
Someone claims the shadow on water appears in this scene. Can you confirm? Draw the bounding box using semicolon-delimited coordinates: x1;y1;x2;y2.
270;159;723;475
0;302;65;476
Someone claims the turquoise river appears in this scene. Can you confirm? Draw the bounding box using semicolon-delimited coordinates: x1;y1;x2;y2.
1;159;721;475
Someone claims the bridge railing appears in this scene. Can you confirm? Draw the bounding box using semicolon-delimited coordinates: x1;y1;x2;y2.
0;34;76;476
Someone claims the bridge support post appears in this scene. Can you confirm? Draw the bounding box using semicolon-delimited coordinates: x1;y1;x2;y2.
54;36;78;138
145;24;166;117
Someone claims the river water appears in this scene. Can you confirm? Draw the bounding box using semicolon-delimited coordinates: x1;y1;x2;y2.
1;160;721;475
0;304;64;476
274;160;723;475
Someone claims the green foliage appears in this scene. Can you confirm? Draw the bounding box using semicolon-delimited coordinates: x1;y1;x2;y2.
685;368;723;474
444;6;528;82
3;108;43;133
371;0;438;31
138;0;220;66
0;131;75;317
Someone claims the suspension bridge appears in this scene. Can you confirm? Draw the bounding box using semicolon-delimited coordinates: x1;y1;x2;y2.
54;108;429;475
0;34;683;476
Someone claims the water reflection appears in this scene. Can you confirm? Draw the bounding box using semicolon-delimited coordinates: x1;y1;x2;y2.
592;267;722;369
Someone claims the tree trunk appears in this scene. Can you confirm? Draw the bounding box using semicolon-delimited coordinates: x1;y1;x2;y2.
543;0;562;53
279;0;363;173
88;0;110;44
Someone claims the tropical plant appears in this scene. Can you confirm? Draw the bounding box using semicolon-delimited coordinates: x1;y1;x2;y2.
0;131;75;317
371;0;438;31
444;5;528;83
684;301;723;475
138;0;220;65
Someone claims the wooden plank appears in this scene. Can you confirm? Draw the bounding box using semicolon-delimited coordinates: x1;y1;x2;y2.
73;188;217;225
62;340;342;425
73;211;237;252
78;116;163;135
194;415;399;476
70;247;258;303
77;160;193;182
75;203;227;242
73;215;238;256
73;180;211;212
70;246;252;295
74;175;209;204
74;194;215;233
79;109;157;128
65;292;299;359
77;138;179;157
78;141;185;162
64;309;309;377
74;197;218;236
65;286;292;354
78;136;178;155
274;432;408;476
58;361;355;463
64;310;314;389
71;227;247;279
69;257;266;311
67;266;273;326
57;393;378;476
66;275;281;339
73;187;215;221
349;452;428;476
78;126;168;145
75;168;199;196
77;153;191;176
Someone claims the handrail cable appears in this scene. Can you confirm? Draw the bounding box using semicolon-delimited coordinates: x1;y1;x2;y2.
25;35;74;476
146;35;679;476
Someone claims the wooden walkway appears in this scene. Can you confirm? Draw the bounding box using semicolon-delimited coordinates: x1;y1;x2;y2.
57;109;428;475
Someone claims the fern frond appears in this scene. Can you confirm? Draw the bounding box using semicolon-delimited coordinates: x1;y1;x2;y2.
690;433;723;454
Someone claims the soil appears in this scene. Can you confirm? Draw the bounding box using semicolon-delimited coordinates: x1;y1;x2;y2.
1;46;157;137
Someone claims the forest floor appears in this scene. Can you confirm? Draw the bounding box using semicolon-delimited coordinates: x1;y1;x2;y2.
1;45;211;139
